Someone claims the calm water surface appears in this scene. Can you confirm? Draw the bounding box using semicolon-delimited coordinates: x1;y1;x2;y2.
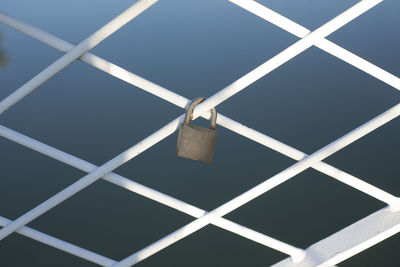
0;0;399;266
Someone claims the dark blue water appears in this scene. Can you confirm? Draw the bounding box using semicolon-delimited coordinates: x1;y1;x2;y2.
0;0;399;266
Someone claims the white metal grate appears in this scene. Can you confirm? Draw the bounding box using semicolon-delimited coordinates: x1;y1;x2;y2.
0;0;399;266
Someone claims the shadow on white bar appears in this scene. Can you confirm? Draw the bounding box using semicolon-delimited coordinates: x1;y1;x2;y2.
271;207;400;267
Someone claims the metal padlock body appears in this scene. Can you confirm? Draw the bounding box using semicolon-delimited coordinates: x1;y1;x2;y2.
176;123;217;163
176;98;217;163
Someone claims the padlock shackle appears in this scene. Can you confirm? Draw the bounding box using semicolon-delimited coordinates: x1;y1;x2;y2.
184;97;217;130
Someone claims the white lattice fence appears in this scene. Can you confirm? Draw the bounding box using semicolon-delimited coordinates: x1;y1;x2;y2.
0;0;399;266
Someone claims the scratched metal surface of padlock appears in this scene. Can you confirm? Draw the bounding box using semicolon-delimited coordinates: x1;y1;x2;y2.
176;98;217;163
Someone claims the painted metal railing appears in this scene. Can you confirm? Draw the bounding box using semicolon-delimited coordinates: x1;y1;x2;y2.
0;0;399;266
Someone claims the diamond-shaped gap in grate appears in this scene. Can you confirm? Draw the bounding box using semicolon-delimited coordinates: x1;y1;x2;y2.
0;0;398;266
0;23;63;100
0;136;87;220
325;117;400;196
328;0;400;77
27;178;193;261
225;168;385;249
90;0;297;96
0;137;115;266
253;0;360;30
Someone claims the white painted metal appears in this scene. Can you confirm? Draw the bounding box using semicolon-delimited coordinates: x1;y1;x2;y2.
0;124;305;260
229;0;400;90
0;0;158;114
272;207;400;267
0;0;398;265
0;216;116;266
0;0;385;244
114;102;400;267
1;12;397;208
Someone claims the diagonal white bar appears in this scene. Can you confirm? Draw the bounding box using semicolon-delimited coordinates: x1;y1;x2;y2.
1;11;397;207
0;124;305;260
0;0;158;115
114;104;400;266
229;0;400;90
0;216;116;266
271;207;400;267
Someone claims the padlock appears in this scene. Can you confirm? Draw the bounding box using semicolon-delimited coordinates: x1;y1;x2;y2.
176;97;217;163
